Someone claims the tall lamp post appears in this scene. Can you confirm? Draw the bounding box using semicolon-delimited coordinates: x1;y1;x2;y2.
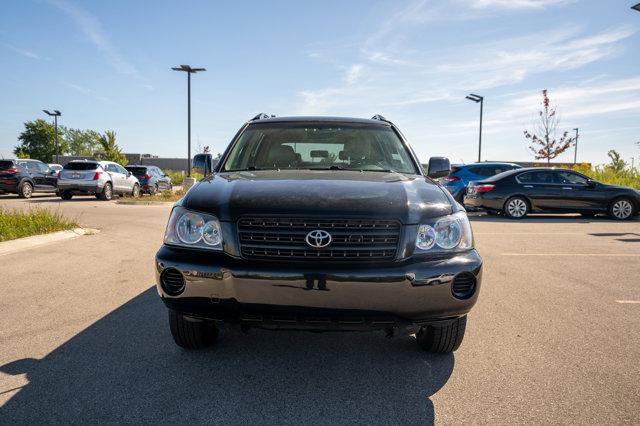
43;110;62;163
172;64;206;177
573;128;579;164
465;94;484;163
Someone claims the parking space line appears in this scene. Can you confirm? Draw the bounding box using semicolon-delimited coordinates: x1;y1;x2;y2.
615;300;640;304
501;253;640;257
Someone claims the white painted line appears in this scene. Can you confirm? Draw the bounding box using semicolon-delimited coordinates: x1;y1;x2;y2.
615;300;640;304
0;228;99;256
501;253;640;257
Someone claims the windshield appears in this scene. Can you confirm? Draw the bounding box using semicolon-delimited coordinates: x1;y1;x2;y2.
222;123;418;174
64;162;99;171
125;166;147;176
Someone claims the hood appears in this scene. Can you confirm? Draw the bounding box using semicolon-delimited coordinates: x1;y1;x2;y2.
182;170;453;224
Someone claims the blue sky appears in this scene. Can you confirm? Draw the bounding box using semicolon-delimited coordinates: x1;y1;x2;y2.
1;0;639;165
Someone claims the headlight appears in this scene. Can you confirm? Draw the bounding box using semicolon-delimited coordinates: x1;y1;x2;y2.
164;206;223;250
415;211;473;252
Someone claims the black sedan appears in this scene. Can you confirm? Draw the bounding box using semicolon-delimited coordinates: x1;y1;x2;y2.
464;167;640;220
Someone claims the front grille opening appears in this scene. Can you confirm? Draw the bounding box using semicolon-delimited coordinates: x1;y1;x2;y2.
160;268;186;296
237;217;401;262
451;272;477;300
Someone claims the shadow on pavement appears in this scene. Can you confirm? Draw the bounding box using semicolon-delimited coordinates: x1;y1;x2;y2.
0;287;453;424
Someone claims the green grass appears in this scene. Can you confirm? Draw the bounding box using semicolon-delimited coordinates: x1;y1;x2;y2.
571;164;640;189
0;208;79;242
119;188;187;204
163;170;203;186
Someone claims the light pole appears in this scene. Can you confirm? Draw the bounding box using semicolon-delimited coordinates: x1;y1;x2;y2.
465;94;483;163
172;65;206;177
43;110;61;163
573;128;579;164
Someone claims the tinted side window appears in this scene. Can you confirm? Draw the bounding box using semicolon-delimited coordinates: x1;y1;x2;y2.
556;171;588;185
517;171;554;184
467;167;484;175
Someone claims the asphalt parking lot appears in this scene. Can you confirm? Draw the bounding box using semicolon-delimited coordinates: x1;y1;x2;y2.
0;194;639;424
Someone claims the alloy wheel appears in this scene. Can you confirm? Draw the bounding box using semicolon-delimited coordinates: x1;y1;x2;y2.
612;200;633;219
22;183;33;198
133;184;140;197
507;199;527;218
105;184;112;200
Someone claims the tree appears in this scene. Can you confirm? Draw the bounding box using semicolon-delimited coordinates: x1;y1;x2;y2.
523;89;575;164
65;128;101;156
97;130;128;165
13;119;67;162
606;150;626;172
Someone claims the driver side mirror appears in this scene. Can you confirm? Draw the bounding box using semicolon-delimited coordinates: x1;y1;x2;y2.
127;171;132;177
586;179;596;188
427;157;451;179
193;153;213;177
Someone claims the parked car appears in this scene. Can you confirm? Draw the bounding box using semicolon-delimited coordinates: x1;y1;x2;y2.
464;167;640;220
57;160;140;200
155;114;482;353
125;165;172;194
0;159;58;198
440;163;522;202
48;163;63;175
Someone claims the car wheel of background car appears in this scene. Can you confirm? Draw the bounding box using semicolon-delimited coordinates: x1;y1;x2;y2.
131;183;140;198
504;196;529;219
608;198;635;220
416;315;467;353
168;309;219;349
60;191;73;200
18;181;33;199
98;182;113;201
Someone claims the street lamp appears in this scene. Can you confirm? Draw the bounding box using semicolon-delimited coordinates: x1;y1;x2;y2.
172;64;206;177
465;94;484;163
573;128;579;164
43;109;61;163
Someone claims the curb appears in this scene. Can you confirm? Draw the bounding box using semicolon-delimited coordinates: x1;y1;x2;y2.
0;228;100;257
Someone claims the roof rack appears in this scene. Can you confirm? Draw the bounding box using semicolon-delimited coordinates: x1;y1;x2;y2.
371;114;388;122
250;113;275;121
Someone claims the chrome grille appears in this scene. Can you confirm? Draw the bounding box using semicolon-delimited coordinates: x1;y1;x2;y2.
238;217;401;261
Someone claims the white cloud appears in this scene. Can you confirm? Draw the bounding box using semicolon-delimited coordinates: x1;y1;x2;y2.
4;43;40;59
469;0;574;10
344;64;363;84
48;0;138;76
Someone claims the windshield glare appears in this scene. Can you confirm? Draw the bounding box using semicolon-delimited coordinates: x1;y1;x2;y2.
222;123;418;174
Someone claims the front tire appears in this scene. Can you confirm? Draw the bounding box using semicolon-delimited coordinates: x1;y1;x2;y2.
60;191;73;200
18;181;33;199
416;315;467;353
608;198;635;220
504;196;529;219
168;310;219;349
97;182;113;201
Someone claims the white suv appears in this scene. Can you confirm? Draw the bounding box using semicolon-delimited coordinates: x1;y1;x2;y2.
58;160;140;200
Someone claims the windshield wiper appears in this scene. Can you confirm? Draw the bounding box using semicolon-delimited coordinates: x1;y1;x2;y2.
303;165;347;171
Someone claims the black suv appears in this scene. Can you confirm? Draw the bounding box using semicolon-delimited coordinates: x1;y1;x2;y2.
0;159;58;198
125;165;172;194
155;115;482;353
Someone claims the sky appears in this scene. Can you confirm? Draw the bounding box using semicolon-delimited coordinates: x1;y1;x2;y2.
1;0;639;166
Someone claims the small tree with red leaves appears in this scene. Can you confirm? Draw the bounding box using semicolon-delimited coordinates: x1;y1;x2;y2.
523;89;575;164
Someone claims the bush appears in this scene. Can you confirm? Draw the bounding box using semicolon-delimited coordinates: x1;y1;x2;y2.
571;163;640;189
163;170;203;186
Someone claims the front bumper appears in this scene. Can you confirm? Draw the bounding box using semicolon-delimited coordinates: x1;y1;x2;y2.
155;246;483;330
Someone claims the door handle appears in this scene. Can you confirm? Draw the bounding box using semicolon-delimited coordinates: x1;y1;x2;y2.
562;187;572;190
523;185;533;188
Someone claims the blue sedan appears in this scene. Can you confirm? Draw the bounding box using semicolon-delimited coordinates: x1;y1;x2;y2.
440;163;522;202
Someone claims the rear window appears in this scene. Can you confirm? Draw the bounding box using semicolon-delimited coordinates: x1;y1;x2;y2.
64;162;99;171
125;166;147;176
0;160;15;169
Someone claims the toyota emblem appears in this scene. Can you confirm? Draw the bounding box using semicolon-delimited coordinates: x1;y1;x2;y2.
305;230;332;248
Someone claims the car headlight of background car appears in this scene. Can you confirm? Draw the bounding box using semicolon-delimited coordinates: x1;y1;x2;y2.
164;206;223;250
415;211;473;252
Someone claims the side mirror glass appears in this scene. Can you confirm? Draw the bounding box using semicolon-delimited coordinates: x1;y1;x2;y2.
427;157;451;179
193;153;213;177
